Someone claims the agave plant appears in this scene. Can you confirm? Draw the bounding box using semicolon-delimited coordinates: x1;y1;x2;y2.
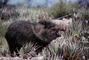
59;44;83;60
40;37;85;60
22;42;39;54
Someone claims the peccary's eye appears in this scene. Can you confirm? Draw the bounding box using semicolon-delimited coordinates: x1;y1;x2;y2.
51;25;54;27
52;28;56;31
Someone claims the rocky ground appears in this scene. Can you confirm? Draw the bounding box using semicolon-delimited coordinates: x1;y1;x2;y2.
0;52;44;60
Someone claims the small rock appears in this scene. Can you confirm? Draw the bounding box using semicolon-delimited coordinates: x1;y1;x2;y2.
31;56;44;60
23;54;28;59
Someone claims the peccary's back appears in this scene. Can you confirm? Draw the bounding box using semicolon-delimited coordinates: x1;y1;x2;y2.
5;21;49;47
5;21;36;45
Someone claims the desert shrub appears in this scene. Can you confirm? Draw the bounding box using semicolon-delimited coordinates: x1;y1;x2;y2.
0;37;9;56
63;20;83;39
47;0;78;18
61;18;89;59
79;8;89;20
9;9;20;20
0;46;9;56
0;8;20;21
0;20;8;37
79;8;89;28
41;38;84;60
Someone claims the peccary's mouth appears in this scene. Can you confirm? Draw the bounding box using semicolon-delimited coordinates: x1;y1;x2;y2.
56;31;61;37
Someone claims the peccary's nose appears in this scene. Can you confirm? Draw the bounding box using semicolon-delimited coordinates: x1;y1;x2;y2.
56;25;66;31
57;27;66;31
60;28;66;31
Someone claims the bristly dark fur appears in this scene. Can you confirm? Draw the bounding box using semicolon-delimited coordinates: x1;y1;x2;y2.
5;20;65;56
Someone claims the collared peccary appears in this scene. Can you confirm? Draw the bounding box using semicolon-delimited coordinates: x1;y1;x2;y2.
5;20;65;56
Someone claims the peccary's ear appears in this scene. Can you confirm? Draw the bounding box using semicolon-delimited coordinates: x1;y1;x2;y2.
38;20;51;25
38;20;52;29
31;24;47;42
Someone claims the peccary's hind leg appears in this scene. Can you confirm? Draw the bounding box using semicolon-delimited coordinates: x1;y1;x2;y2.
8;42;16;57
8;43;22;56
7;40;21;56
